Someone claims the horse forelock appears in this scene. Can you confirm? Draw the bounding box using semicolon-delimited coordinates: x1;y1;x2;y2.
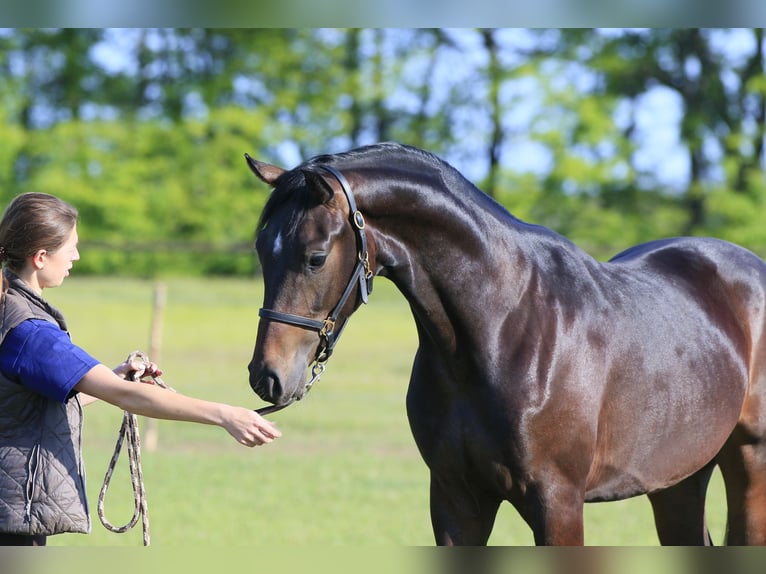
256;169;311;240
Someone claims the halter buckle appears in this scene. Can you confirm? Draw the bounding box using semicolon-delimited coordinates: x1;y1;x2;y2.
360;251;373;279
320;317;336;337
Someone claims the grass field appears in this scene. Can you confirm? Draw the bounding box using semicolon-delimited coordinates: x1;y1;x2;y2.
41;276;729;547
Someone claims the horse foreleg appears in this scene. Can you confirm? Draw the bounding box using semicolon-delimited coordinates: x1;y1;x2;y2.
429;474;501;545
520;480;585;545
647;462;716;545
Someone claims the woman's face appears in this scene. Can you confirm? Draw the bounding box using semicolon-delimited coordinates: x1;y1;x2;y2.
39;225;80;289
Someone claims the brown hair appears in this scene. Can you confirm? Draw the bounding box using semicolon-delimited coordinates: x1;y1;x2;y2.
0;193;79;295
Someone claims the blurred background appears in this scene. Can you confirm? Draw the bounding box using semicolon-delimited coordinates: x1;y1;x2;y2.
3;28;766;557
3;28;766;277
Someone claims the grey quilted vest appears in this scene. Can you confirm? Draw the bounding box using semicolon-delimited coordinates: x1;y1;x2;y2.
0;273;90;535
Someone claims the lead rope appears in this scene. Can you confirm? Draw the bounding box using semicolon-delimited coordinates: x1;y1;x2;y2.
97;351;174;546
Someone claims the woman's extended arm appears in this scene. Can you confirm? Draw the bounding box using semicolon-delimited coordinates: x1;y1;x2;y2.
74;364;281;447
77;356;155;408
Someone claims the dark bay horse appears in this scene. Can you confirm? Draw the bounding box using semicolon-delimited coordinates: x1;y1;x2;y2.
246;142;766;545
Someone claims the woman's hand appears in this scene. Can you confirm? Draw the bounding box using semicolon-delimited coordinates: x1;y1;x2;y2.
221;406;282;447
113;351;163;383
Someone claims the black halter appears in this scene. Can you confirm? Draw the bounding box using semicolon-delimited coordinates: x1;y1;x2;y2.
255;165;374;415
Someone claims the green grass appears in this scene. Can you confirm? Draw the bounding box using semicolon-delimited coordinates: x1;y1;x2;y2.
42;276;727;547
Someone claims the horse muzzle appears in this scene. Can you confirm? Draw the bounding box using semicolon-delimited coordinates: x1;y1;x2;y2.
249;360;289;405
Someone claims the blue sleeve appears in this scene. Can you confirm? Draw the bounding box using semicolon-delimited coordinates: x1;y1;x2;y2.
0;319;100;403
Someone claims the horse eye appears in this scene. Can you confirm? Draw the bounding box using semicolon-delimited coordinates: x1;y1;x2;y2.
306;252;327;269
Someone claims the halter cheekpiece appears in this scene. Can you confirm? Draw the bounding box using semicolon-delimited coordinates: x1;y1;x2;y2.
255;165;373;415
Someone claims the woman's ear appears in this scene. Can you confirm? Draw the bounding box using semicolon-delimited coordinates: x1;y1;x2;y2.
31;249;47;270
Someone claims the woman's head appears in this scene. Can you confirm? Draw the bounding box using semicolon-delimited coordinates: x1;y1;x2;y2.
0;193;80;287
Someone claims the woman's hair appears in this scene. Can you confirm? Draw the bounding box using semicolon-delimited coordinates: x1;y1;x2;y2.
0;193;79;292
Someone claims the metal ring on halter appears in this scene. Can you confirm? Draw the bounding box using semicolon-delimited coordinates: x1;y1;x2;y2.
254;361;326;416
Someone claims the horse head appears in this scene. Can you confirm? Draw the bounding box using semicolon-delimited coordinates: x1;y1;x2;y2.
245;153;374;408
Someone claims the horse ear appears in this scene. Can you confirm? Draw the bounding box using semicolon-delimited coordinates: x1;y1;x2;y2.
301;169;335;204
244;153;285;186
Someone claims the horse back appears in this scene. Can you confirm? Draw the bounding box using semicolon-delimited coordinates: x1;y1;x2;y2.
609;237;766;350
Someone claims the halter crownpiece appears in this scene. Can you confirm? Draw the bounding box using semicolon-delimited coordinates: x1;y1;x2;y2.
255;165;374;415
321;165;374;304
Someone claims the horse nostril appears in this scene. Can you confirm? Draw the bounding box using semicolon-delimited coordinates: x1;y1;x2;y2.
249;364;284;403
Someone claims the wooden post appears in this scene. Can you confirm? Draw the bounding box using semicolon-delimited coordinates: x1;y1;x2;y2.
144;281;167;452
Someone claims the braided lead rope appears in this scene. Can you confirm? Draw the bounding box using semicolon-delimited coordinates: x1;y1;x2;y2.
97;409;150;545
97;351;174;546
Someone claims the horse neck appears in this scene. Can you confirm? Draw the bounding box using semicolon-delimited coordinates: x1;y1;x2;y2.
360;175;535;355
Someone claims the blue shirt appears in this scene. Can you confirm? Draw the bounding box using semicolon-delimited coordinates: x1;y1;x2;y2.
0;319;100;403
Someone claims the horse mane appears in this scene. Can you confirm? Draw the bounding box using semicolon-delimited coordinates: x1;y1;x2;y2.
256;142;454;238
308;142;445;173
255;142;569;262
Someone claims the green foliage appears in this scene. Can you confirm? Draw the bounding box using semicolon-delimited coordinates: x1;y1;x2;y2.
498;171;688;261
8;108;275;276
704;180;766;258
0;109;25;189
2;29;766;274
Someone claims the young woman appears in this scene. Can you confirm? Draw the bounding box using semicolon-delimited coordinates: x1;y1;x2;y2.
0;192;281;546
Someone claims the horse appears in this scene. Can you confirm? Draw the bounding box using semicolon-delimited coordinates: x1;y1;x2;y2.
245;142;766;545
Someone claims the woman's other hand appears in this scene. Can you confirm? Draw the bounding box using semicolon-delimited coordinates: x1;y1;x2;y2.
113;351;163;383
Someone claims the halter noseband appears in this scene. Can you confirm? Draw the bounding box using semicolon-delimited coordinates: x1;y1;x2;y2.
255;165;374;415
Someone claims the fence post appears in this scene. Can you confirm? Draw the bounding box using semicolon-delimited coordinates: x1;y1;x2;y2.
144;281;167;452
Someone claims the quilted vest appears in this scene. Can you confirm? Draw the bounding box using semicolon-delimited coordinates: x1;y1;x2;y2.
0;273;90;535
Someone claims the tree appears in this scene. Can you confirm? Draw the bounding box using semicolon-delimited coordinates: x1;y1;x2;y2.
480;28;503;198
554;29;766;237
3;28;766;272
0;29;105;129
